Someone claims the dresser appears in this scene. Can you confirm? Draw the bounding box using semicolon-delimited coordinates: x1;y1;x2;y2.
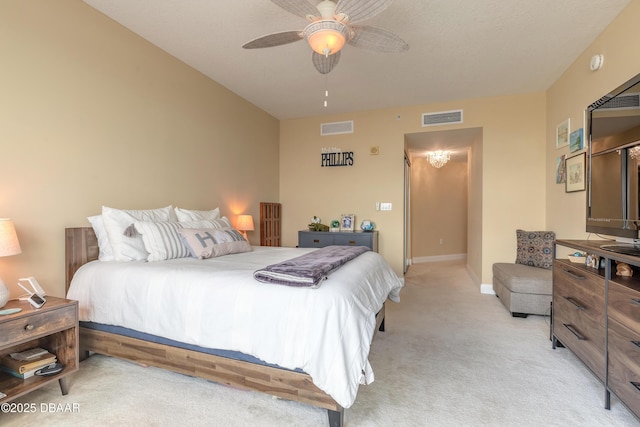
553;240;640;418
298;230;378;252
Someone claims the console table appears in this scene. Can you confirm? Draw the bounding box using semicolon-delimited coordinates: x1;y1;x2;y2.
553;239;640;418
298;230;378;252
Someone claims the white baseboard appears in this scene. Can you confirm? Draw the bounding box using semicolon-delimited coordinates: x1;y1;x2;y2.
412;253;466;264
480;283;496;295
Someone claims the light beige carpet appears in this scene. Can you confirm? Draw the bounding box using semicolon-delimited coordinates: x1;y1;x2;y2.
1;261;638;426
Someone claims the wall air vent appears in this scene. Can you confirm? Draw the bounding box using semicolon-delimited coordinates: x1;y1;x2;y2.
422;110;463;127
320;120;354;136
598;93;640;110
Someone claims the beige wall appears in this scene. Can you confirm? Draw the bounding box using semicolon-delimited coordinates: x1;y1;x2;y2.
5;0;634;299
280;92;547;281
546;0;640;246
410;157;468;259
0;1;280;298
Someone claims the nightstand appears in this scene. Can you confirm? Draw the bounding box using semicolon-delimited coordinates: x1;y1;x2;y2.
0;296;78;402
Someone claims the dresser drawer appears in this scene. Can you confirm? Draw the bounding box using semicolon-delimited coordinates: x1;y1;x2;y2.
334;234;370;247
298;232;333;248
608;318;640;415
553;263;605;325
609;280;640;331
0;305;77;349
298;231;378;251
553;295;605;380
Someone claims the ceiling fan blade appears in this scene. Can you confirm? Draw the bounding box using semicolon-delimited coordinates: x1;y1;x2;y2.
335;0;394;24
312;51;341;74
270;0;320;21
348;26;408;53
242;31;304;49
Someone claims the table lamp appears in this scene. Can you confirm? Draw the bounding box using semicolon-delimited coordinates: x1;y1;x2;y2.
0;219;21;308
236;215;254;241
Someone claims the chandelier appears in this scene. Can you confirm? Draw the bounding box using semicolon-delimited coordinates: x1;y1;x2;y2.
428;151;450;168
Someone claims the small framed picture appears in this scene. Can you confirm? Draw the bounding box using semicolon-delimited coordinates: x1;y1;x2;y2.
565;152;586;192
340;214;355;232
555;154;566;184
556;119;570;149
569;128;584;153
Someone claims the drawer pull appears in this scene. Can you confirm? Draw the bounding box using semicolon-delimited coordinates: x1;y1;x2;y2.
562;296;585;310
313;239;320;243
631;298;640;306
24;324;35;331
563;323;585;340
631;382;640;392
562;268;586;280
631;341;640;350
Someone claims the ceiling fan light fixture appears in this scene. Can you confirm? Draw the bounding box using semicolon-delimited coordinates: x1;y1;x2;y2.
304;21;349;56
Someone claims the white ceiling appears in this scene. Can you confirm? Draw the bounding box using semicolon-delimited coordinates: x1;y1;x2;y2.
83;0;631;123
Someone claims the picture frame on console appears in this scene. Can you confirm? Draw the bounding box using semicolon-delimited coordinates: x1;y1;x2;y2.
565;152;585;193
340;214;355;232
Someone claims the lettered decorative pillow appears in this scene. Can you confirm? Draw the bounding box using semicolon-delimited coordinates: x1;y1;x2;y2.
515;229;555;270
179;228;251;259
174;207;220;222
102;205;177;261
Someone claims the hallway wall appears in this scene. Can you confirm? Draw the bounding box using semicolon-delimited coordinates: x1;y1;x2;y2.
411;156;468;261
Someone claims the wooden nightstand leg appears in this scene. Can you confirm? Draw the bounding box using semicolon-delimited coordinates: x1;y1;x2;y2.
59;377;69;395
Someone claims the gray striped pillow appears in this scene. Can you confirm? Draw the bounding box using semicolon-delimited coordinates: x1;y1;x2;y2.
134;220;215;262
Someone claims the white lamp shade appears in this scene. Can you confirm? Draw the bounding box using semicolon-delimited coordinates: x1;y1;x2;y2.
0;219;21;308
236;215;255;232
0;219;21;257
0;279;9;308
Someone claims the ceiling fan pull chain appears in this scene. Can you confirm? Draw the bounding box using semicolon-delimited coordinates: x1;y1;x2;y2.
324;75;330;108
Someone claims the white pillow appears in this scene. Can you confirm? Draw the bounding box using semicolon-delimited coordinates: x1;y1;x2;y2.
174;207;220;222
102;205;177;261
134;220;215;262
87;215;115;262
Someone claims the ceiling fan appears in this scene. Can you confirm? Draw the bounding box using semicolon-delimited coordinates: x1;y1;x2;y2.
242;0;409;74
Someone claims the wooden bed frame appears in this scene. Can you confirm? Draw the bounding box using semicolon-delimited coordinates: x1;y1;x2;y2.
65;227;386;427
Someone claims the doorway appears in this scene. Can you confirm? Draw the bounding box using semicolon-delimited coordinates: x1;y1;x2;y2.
404;127;482;271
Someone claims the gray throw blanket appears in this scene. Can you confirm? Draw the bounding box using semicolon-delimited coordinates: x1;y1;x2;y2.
253;245;370;288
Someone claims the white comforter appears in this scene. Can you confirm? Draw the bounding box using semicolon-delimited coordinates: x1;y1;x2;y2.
67;246;402;408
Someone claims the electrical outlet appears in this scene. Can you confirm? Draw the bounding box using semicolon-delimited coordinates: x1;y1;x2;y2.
380;203;392;211
375;202;380;211
439;238;444;245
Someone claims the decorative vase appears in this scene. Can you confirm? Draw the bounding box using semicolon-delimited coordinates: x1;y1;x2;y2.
0;279;10;308
360;220;375;231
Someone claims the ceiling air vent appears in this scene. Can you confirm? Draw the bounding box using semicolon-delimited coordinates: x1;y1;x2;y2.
321;120;354;136
598;93;640;110
422;110;463;127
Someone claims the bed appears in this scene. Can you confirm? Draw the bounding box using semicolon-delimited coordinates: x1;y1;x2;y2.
65;225;402;427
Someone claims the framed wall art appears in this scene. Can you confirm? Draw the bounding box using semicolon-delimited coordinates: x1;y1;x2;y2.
555;154;566;184
556;119;570;149
569;128;584;152
565;152;585;192
340;214;355;232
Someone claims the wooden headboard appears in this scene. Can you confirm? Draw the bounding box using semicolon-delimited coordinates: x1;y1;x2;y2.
65;227;98;293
